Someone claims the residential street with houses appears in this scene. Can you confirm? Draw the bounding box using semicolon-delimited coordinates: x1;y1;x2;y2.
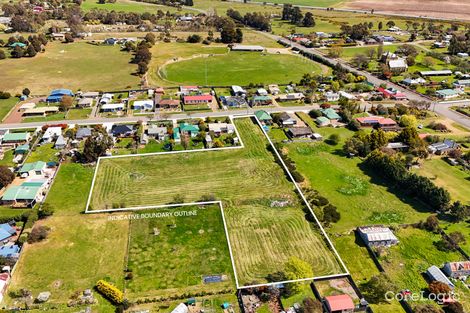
258;32;470;129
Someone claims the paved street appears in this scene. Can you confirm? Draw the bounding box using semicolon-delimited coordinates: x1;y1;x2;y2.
0;105;319;129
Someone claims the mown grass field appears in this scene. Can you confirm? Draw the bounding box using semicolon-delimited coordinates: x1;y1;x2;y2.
148;42;228;86
161;51;322;86
126;205;234;298
90;117;343;285
0;42;139;94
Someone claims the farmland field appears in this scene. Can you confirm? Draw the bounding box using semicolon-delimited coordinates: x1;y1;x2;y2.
0;42;139;94
342;0;470;21
126;205;234;298
160;51;323;86
251;0;344;7
89;117;344;285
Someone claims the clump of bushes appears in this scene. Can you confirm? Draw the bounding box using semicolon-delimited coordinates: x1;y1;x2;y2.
27;225;50;244
95;280;124;304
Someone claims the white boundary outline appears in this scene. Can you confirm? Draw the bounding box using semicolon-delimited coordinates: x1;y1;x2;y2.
84;114;350;289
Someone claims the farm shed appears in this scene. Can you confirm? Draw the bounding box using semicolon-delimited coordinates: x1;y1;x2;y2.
357;226;399;247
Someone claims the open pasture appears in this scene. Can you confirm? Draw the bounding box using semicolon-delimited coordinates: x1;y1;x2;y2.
89;117;344;285
0;42;139;94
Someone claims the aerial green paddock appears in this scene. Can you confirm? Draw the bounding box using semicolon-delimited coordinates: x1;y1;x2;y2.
88;117;345;286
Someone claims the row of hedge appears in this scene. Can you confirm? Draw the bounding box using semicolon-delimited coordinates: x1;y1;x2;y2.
365;150;451;211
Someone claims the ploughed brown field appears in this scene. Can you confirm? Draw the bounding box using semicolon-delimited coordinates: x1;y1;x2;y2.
342;0;470;21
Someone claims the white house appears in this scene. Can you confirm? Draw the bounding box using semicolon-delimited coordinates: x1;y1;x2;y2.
42;127;62;143
324;91;340;102
101;103;125;112
99;93;114;105
133;100;154;111
231;85;246;96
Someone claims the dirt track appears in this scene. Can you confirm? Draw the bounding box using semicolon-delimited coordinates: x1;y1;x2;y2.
342;0;470;21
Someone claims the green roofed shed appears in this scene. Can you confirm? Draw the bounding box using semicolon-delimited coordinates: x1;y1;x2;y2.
15;144;30;154
321;108;341;120
19;161;46;174
254;110;272;121
178;123;199;133
9;42;26;48
315;116;330;126
2;132;29;142
2;185;41;201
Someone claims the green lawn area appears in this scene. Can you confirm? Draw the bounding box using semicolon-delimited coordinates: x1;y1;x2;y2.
26;143;59;163
22;112;68;123
0;42;139;94
66;108;92;120
6;163;128;312
161;51;323;86
415;157;470;203
126;205;234;298
0;206;29;222
90;117;344;285
0;149;16;167
0;97;19;121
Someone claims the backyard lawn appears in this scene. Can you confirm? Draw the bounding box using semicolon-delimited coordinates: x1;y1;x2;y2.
0;42;139;94
66;108;93;120
26;143;59;163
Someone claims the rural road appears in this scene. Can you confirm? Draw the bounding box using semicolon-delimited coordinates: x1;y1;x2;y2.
260;32;470;129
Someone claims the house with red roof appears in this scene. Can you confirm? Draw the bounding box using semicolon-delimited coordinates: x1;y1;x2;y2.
377;87;407;100
356;116;398;131
325;294;355;313
183;95;213;105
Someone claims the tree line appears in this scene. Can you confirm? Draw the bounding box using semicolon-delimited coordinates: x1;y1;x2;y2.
281;4;315;27
226;9;271;32
364;150;451;211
